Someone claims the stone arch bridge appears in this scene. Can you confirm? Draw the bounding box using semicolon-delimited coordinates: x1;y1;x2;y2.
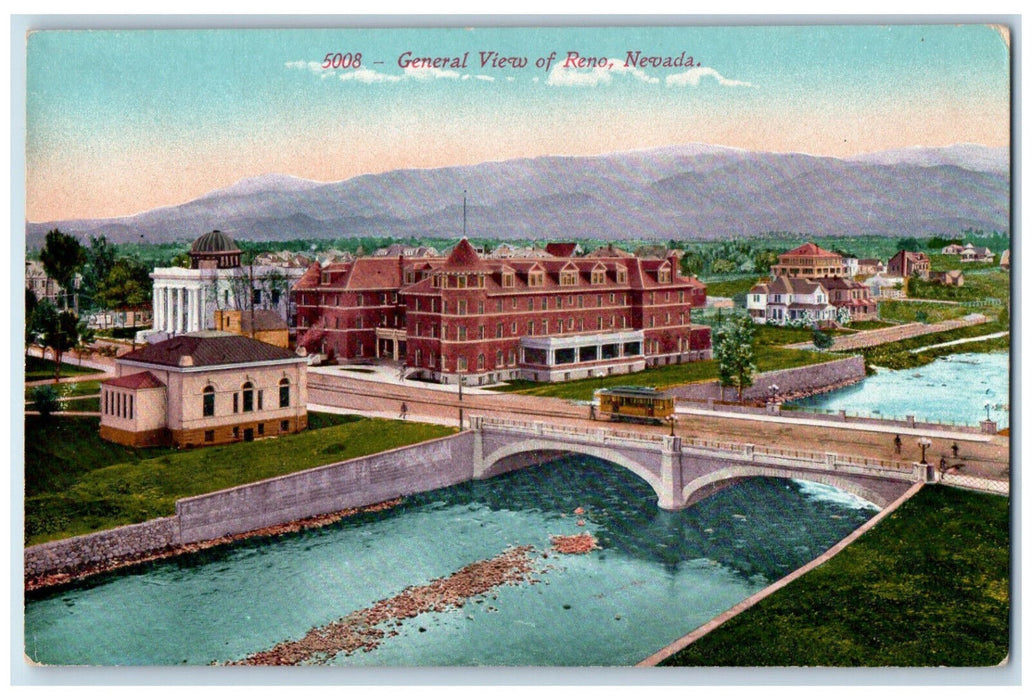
470;416;928;509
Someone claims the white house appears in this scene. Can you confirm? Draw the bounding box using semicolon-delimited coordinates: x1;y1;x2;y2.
748;276;837;326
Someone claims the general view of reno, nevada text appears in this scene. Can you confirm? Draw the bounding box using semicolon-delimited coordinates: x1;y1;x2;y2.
21;24;1011;670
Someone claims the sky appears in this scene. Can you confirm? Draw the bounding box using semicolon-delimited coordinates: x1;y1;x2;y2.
25;24;1011;223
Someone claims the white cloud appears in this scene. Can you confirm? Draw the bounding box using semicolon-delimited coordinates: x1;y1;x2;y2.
284;60;323;74
475;74;495;82
666;67;756;88
403;66;462;81
337;68;403;84
546;58;659;87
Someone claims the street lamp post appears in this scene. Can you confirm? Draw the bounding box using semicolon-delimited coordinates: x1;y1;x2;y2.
984;401;992;422
458;373;464;429
668;414;676;437
918;437;932;465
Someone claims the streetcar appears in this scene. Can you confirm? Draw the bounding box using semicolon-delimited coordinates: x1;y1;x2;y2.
594;386;676;424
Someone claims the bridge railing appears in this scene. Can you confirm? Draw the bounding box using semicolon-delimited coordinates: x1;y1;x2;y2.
475;416;669;447
477;416;911;477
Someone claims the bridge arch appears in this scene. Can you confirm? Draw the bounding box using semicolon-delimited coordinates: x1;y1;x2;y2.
478;437;665;503
681;465;891;509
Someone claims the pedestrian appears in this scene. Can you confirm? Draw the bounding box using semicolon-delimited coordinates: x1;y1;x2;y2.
893;435;902;454
951;441;960;458
589;403;596;421
939;455;948;474
400;402;408;420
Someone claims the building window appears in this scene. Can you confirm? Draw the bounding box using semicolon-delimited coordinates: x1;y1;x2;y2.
253;289;262;305
457;356;467;371
258;390;264;411
281;420;290;432
203;385;215;417
477;353;485;370
497;322;504;338
496;350;503;366
242;382;254;412
258;423;265;436
233;393;239;413
233;426;240;439
204;430;214;443
279;378;290;408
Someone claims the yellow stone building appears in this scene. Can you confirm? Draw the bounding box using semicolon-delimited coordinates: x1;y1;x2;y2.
99;331;307;448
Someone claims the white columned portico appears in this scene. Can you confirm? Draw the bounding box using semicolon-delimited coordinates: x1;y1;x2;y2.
165;287;173;333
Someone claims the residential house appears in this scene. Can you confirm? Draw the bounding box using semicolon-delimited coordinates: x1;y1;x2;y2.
747;276;836;326
817;277;878;322
887;250;931;280
770;243;845;278
865;274;907;299
960;244;995;263
929;270;965;287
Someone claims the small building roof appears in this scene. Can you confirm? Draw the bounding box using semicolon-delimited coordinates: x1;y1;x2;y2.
781;242;840;258
121;331;297;368
103;371;165;390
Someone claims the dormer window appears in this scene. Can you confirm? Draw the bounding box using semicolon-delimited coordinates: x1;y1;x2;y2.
321;271;331;285
502;272;515;288
560;270;577;286
616;268;627;284
591;270;605;284
658;268;671;283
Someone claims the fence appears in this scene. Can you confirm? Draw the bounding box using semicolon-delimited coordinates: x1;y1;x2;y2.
940;472;1009;496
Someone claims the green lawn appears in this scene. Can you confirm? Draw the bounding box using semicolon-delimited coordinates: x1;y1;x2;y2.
25;356;105;382
700;276;765;298
878;300;971;324
661;485;1009;667
24;413;456;545
55;397;101;413
25;379;103;400
491;346;834;401
907;269;1010;312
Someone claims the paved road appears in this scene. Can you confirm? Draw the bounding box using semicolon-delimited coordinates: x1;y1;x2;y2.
308;370;1010;482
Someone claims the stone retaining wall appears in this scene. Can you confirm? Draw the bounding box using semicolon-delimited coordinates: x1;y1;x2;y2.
176;432;474;543
24;516;178;579
668;356;867;402
25;432;475;580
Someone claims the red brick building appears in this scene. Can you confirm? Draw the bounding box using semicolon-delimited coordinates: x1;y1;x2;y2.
293;240;711;385
887;250;931;280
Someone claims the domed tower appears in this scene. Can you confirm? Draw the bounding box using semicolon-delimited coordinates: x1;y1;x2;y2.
189;230;242;270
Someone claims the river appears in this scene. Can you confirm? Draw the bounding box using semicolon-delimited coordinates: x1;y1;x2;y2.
25;456;879;666
787;351;1009;429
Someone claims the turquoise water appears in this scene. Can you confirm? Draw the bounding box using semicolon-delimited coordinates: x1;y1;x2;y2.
788;352;1009;428
25;458;878;666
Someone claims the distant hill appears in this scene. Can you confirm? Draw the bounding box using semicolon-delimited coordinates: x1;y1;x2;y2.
26;143;1009;249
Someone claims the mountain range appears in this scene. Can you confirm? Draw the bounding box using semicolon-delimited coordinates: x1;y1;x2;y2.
25;143;1010;249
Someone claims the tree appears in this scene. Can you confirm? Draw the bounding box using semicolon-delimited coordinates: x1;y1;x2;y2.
96;258;152;314
80;235;117;310
26;299;56;355
713;314;756;402
30;385;61;421
75;319;96;365
41;310;81;381
39;229;86;310
812;328;834;351
896;237;922;252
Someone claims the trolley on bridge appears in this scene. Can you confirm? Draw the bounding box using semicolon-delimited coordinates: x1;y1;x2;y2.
594;386;676;424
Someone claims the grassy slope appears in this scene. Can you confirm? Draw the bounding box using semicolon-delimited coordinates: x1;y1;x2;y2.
24;413;456;545
24;356;104;381
661;485;1009;667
